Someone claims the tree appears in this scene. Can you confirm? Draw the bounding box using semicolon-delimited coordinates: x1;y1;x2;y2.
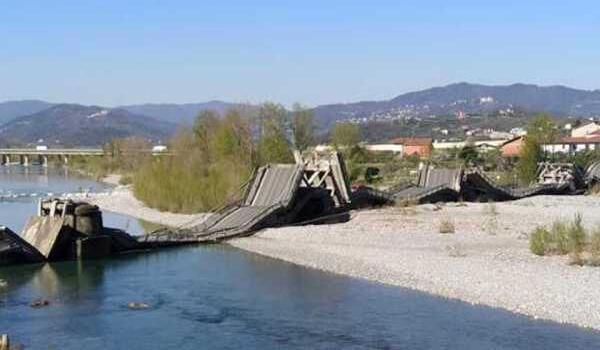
331;122;361;149
458;144;479;165
527;113;559;147
257;102;294;164
517;114;558;183
193;109;221;158
291;103;315;152
517;135;542;184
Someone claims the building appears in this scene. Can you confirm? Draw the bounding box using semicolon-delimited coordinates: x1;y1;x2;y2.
543;133;600;154
364;144;403;153
433;139;507;150
390;137;433;158
500;136;525;158
571;122;600;137
509;127;527;137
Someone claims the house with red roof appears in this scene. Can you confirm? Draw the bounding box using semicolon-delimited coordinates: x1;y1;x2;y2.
390;137;433;158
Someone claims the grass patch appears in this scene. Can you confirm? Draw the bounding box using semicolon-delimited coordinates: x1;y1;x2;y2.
529;214;600;266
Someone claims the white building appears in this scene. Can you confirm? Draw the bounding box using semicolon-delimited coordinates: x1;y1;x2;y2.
364;144;403;153
571;122;600;137
433;139;507;150
543;134;600;154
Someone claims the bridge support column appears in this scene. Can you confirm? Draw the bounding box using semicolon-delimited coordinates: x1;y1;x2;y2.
22;155;29;167
42;155;49;167
63;155;69;165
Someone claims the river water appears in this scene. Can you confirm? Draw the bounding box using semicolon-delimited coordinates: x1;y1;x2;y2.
1;166;600;349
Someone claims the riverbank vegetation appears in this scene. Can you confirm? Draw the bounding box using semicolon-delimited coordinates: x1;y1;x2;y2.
529;214;600;266
67;137;152;183
132;103;312;213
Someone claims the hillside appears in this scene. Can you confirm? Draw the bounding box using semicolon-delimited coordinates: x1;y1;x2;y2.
0;100;54;125
120;101;239;124
313;83;600;129
0;104;177;146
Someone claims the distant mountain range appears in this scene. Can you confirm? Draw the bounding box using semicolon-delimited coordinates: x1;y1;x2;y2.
0;100;53;125
2;82;600;145
119;101;239;125
0;104;177;146
0;100;239;126
313;82;600;129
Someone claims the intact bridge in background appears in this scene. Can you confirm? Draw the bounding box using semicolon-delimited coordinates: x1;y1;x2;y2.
0;148;168;166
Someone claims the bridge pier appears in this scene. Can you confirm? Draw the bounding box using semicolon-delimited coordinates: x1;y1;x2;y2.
21;155;29;167
41;155;48;167
63;155;69;165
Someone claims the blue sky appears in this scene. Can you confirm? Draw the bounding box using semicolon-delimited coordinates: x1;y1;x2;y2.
1;0;599;106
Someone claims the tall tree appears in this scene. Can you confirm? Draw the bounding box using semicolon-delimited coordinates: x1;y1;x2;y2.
257;102;294;163
193;109;221;162
291;103;315;152
331;122;361;149
517;114;558;183
527;113;559;146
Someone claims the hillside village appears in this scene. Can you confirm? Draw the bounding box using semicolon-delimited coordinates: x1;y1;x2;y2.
342;119;600;160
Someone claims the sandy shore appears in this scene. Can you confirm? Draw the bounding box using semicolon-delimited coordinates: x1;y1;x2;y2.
229;195;600;330
81;176;209;228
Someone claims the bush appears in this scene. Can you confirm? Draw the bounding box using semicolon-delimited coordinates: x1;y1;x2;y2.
567;214;586;255
133;109;257;213
588;228;600;265
530;226;550;256
548;221;570;254
529;214;591;263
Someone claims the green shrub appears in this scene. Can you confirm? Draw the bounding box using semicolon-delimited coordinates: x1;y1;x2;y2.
567;214;586;255
590;228;600;255
548;221;570;254
132;108;259;213
530;226;550;256
588;228;600;265
529;214;590;261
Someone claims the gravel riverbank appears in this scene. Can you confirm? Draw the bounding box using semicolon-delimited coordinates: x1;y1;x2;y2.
229;195;600;330
84;181;209;229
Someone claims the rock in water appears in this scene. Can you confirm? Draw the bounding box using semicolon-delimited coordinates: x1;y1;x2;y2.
128;302;150;310
29;299;50;308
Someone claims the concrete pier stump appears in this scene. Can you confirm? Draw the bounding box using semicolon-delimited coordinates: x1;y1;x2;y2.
0;334;9;350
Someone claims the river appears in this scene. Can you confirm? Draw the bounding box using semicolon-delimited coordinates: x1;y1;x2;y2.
1;165;600;349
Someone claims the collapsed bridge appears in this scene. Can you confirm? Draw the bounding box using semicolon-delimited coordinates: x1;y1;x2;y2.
365;161;598;205
138;152;353;246
3;155;600;266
